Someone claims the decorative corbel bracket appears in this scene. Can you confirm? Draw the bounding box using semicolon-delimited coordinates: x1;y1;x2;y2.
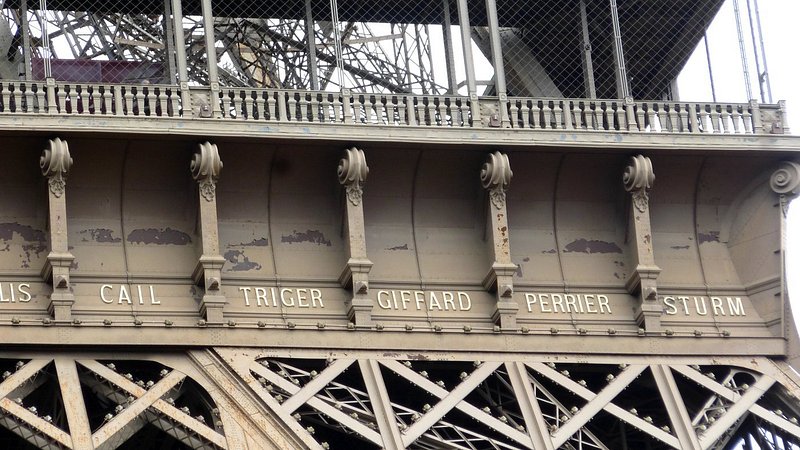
480;151;518;329
40;137;76;320
190;142;227;322
336;147;374;326
623;155;662;331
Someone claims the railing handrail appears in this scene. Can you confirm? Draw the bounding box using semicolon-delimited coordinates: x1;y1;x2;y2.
0;79;789;135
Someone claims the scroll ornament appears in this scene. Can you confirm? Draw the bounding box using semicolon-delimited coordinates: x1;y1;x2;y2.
623;155;655;213
191;142;223;201
40;137;73;198
337;147;369;206
481;151;513;209
770;161;800;216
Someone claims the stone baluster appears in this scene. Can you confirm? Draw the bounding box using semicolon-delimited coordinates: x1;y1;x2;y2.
337;148;374;326
190;142;227;322
623;155;662;331
40;138;76;320
480;151;518;329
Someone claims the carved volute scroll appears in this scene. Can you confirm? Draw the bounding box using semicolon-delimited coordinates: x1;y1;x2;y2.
40;137;76;321
190;142;226;322
623;154;661;331
40;137;73;198
338;147;369;206
481;151;518;329
623;154;655;213
337;147;374;326
771;161;800;215
191;141;223;201
481;151;513;210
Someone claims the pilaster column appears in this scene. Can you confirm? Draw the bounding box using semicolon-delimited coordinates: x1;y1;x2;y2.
622;155;662;331
40;138;76;320
190;142;226;322
336;147;374;326
480;151;518;329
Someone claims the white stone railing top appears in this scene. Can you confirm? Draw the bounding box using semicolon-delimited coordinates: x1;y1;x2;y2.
0;80;789;135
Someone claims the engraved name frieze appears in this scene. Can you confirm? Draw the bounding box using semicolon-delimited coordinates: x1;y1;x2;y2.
100;284;160;305
0;283;32;303
376;290;472;311
238;287;325;308
662;296;746;317
524;293;613;314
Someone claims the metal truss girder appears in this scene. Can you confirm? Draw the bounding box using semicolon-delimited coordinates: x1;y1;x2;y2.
651;364;702;450
527;362;680;448
0;397;73;448
380;360;532;447
0;359;50;399
750;404;800;441
54;359;93;450
698;375;775;449
504;361;554;450
358;359;404;450
249;360;383;446
550;364;646;447
281;358;354;413
78;360;227;449
400;361;501;446
91;370;186;450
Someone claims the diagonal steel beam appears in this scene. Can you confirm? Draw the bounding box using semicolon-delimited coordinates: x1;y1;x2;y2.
78;360;227;449
381;360;532;447
750;404;800;440
671;365;740;403
0;397;73;448
92;370;186;450
250;361;383;445
544;364;646;448
358;359;404;450
282;359;354;413
505;362;555;450
652;364;702;450
699;375;775;449
54;359;93;450
0;359;51;400
527;361;679;448
401;361;500;446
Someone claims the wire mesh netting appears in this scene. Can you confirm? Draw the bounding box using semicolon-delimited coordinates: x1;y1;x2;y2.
0;0;775;104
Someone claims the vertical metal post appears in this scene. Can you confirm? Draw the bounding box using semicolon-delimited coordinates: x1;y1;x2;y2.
745;0;765;103
752;0;772;102
20;0;32;80
732;0;753;101
484;0;509;127
329;0;345;88
703;28;716;102
39;0;51;78
441;0;458;94
305;0;319;90
456;0;480;122
200;0;221;117
163;0;177;84
609;0;629;99
171;0;192;114
579;0;596;98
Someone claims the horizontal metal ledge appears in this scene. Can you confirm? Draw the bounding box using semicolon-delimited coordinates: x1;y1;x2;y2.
1;114;799;153
0;325;785;356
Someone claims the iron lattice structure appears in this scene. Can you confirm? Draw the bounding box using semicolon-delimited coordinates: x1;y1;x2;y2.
0;353;796;449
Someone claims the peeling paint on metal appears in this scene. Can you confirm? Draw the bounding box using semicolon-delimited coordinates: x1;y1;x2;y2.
237;237;268;247
127;228;192;245
671;245;691;250
698;231;721;244
80;228;121;243
0;223;48;268
224;250;262;271
542;249;557;254
563;238;622;254
522;257;530;262
386;244;409;251
281;229;331;247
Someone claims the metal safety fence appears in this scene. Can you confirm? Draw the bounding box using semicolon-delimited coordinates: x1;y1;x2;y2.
0;0;777;105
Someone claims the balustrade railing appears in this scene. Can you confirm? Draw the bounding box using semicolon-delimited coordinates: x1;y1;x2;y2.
0;80;788;136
